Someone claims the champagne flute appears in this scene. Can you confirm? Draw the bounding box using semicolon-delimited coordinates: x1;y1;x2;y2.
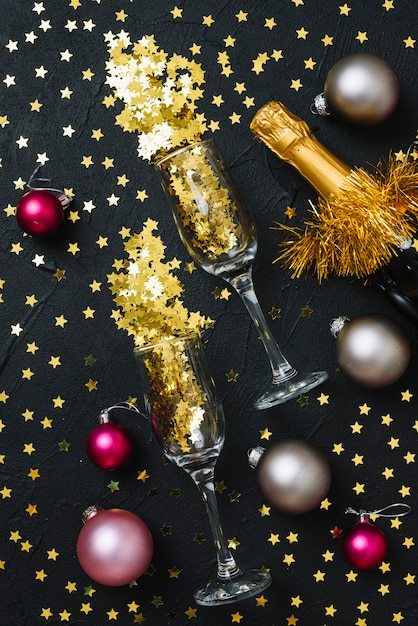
134;333;272;606
156;139;328;409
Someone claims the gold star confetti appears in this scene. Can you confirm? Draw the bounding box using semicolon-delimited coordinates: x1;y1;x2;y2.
105;34;206;161
108;220;212;346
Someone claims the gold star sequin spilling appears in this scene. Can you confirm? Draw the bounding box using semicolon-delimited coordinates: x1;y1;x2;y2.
104;34;206;161
158;142;244;259
136;336;215;453
108;218;212;346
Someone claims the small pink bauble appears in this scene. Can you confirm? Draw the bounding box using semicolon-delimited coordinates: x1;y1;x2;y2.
16;189;64;237
86;422;133;470
341;517;388;569
77;507;153;586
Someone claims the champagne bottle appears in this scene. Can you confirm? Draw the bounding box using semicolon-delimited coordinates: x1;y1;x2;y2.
250;101;418;325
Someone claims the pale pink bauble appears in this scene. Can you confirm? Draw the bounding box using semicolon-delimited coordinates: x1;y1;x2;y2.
77;508;153;586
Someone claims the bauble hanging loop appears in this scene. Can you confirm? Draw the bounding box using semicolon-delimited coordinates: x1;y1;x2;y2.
248;439;331;514
76;506;154;586
311;53;400;126
341;503;411;570
15;166;70;237
330;314;411;388
86;402;138;470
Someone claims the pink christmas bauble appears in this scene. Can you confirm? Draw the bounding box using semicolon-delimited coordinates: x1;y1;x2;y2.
16;189;64;237
341;518;388;569
77;507;153;586
86;422;133;470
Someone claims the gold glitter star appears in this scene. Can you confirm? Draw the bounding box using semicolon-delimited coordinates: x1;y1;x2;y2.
260;428;272;440
85;379;98;391
339;3;351;14
404;36;416;48
284;206;296;219
381;413;393;426
202;14;215;26
83;585;96;597
47;548;59;560
401;389;413;402
317;393;329;405
231;611;243;623
235;10;248;21
356;31;368;43
226;369;239;382
259;505;271;517
304;57;316;70
377;583;390;596
283;554;295;566
403;537;414;548
325;605;337;617
321;34;334;46
379;561;391;573
290;78;303;91
265;18;277;29
297;394;309;406
268;306;281;319
268;533;280;545
137;469;149;482
35;569;47;581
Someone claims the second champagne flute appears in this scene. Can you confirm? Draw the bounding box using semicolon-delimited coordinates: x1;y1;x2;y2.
156;139;328;409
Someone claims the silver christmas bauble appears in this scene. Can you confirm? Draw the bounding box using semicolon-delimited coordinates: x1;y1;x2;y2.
322;54;400;125
331;314;411;388
249;440;331;514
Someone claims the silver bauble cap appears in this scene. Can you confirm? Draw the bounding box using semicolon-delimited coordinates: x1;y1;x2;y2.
311;92;331;117
248;446;265;469
330;316;350;337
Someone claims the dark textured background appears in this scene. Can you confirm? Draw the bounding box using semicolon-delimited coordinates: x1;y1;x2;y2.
1;1;418;624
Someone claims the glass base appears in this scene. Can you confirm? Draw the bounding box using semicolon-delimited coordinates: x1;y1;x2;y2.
254;370;328;410
193;569;272;607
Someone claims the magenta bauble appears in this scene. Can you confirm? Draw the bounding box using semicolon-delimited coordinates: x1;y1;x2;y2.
16;189;64;237
77;507;153;586
341;518;388;569
86;422;133;470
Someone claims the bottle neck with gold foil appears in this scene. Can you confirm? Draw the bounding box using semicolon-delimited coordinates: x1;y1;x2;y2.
250;101;352;199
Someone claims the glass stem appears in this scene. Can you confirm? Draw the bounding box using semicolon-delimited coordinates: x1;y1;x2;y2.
191;466;241;581
225;268;297;382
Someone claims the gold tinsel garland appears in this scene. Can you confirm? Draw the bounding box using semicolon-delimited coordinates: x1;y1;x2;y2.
273;155;418;281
